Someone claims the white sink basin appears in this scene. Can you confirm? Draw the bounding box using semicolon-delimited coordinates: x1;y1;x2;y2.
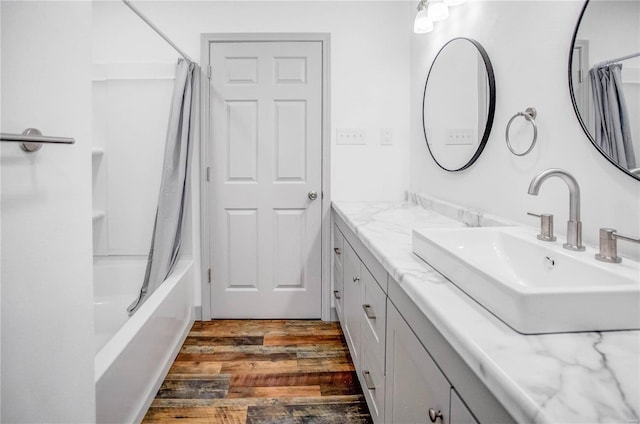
412;226;640;334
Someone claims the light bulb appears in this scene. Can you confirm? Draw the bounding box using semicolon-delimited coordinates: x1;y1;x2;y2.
444;0;466;6
427;0;449;21
414;9;434;33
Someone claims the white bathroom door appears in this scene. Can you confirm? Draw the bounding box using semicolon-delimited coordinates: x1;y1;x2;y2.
207;40;323;318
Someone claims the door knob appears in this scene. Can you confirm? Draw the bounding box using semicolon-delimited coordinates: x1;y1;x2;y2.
308;191;318;200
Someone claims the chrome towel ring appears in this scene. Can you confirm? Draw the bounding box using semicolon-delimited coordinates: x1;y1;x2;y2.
506;107;537;156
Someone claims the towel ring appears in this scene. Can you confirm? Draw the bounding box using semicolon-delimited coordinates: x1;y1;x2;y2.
506;107;537;156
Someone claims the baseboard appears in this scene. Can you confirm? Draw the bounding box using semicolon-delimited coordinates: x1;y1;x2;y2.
330;307;338;322
194;305;203;321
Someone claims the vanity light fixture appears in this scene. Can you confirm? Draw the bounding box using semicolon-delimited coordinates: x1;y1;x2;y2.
414;0;465;34
426;0;449;22
414;3;434;34
444;0;467;6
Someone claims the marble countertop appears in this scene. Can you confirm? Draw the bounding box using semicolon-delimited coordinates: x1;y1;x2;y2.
332;200;639;424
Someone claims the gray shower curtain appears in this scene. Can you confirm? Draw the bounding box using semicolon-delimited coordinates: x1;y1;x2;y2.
589;64;636;169
128;58;198;315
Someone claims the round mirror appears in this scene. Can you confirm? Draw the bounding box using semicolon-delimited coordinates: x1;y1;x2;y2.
422;37;496;172
569;0;640;181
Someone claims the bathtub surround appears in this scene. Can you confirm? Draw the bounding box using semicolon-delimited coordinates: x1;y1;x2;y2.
333;200;639;423
1;1;96;422
128;58;198;315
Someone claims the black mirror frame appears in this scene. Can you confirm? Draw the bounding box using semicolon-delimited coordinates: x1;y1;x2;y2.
568;0;640;182
422;37;496;172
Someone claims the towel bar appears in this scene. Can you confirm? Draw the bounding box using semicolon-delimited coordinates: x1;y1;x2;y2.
1;128;75;152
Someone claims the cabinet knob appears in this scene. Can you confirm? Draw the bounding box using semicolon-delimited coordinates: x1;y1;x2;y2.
428;408;443;423
333;290;341;300
352;276;360;283
334;247;341;255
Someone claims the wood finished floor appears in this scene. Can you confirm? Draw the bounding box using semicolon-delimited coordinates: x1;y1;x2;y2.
142;320;372;424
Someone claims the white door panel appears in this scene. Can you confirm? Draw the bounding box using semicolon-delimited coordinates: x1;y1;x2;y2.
208;41;323;318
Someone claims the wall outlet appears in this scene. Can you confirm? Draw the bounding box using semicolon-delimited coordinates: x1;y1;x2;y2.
336;128;367;145
445;128;475;145
380;128;393;146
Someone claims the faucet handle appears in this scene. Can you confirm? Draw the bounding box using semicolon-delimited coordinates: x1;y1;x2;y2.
527;212;557;242
595;228;640;263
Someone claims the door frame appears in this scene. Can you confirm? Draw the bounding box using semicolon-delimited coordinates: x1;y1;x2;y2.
199;33;331;321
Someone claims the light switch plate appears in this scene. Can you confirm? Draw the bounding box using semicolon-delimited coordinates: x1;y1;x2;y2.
336;128;367;145
380;128;393;146
445;128;475;145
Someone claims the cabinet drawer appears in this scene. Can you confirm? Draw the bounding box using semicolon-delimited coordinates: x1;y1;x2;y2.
333;261;344;322
361;266;386;367
333;224;344;269
361;328;385;423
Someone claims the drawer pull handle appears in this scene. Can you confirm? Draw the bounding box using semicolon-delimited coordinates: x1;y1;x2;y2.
362;304;376;319
353;276;360;283
333;290;341;300
428;408;444;423
362;370;375;391
334;247;341;255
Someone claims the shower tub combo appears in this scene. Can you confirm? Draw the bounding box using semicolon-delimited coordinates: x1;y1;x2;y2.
94;256;194;423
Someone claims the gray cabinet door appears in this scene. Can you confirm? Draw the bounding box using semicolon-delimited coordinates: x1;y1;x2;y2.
343;241;363;368
385;301;450;424
451;388;479;424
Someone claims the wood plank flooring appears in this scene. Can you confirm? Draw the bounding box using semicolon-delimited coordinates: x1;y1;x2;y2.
142;320;372;424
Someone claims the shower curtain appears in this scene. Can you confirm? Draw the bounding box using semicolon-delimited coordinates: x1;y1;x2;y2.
128;58;198;315
589;64;636;169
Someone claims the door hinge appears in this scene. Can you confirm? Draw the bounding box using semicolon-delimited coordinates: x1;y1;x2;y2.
206;166;210;182
208;268;211;283
207;65;212;80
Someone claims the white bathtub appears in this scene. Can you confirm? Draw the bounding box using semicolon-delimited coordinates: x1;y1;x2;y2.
94;256;194;424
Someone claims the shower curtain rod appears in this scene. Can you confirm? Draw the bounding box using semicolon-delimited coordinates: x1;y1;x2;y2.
594;52;640;69
122;0;194;63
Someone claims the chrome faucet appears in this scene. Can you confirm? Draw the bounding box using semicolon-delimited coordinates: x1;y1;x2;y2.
527;169;585;251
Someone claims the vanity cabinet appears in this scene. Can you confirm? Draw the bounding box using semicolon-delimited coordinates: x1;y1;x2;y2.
332;212;514;424
334;225;386;423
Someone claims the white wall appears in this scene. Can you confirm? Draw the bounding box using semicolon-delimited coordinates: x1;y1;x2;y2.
410;0;640;260
93;0;411;199
93;0;412;306
1;2;96;422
